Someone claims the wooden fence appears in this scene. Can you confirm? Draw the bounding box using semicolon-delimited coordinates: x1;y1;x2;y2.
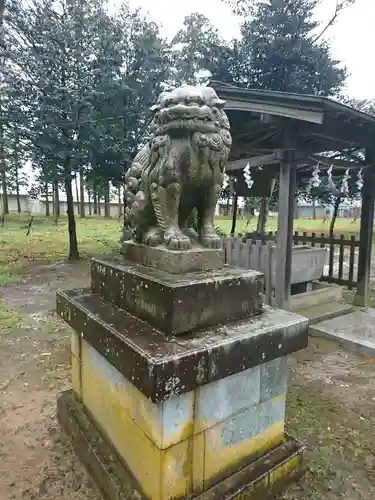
222;231;359;305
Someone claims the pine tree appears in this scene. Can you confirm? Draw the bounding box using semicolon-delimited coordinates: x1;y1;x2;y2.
171;13;224;85
224;0;347;95
3;0;170;256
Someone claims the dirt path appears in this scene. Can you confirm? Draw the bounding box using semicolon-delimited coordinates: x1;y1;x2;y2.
0;260;101;500
280;338;375;500
1;261;375;499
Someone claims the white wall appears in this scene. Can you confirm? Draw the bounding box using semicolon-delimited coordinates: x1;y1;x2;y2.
0;193;123;217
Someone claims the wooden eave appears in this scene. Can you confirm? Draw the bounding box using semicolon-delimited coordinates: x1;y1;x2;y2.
211;81;375;175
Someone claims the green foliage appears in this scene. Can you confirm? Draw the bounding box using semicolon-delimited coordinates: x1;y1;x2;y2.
220;0;347;95
1;0;363;256
170;13;225;85
2;0;170;256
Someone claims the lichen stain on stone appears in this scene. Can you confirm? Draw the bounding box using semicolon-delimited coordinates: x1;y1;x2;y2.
164;376;181;398
196;357;206;385
210;357;218;378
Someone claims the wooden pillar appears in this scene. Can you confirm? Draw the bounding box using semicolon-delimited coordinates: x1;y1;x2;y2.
275;148;296;309
354;148;375;307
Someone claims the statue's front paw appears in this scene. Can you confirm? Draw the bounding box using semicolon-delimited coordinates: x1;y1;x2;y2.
121;228;133;242
144;227;163;247
201;227;222;249
183;227;199;243
164;229;192;250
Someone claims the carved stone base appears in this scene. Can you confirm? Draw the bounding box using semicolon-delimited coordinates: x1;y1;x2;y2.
120;241;225;274
57;389;305;500
90;256;264;335
56;288;308;403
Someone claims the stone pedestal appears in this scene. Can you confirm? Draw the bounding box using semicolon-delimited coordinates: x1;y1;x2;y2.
56;244;309;500
91;255;263;335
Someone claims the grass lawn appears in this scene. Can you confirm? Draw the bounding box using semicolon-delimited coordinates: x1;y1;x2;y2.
0;298;27;331
1;213;375;499
0;214;122;286
217;215;361;238
0;213;364;287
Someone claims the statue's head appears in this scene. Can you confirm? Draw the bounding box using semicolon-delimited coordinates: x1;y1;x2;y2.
150;85;230;137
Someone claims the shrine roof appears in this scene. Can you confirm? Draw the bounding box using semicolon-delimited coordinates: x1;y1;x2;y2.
211;81;375;174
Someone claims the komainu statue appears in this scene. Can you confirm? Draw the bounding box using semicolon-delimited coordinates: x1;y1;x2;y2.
123;85;232;250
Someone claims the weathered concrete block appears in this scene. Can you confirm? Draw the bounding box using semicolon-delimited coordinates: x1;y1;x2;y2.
289;282;343;313
90;256;264;335
81;340;195;449
80;342;196;499
71;354;81;398
121;240;225;274
71;331;80;359
60;288;307;498
193;432;205;495
76;337;288;496
195;365;261;433
57;288;309;403
204;394;286;487
260;356;288;402
58;389;306;500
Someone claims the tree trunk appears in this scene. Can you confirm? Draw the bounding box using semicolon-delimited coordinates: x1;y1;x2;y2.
230;194;238;235
0;0;4;25
79;171;85;218
1;170;8;214
15;167;21;213
226;196;230;215
104;182;110;217
98;197;101;216
293;197;298;219
256;198;269;233
88;188;92;216
312;197;316;219
65;176;79;260
329;195;341;237
45;183;50;216
93;182;98;214
53;180;60;216
256;178;276;233
117;186;122;218
75;176;79;214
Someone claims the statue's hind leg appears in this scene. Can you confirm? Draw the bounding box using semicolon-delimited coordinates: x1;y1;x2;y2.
199;182;222;249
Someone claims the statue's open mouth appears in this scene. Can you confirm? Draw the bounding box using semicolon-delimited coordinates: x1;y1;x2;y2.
154;103;219;134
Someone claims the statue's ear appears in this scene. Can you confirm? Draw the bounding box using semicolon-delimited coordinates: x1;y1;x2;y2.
213;99;226;109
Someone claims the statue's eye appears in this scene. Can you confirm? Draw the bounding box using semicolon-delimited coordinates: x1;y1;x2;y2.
185;96;204;106
162;99;173;108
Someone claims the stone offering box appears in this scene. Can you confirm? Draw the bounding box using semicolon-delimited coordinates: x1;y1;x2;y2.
260;245;327;288
56;245;309;500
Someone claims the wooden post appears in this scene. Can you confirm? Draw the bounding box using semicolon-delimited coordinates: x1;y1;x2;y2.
230;194;238;235
354;149;375;307
275;147;296;309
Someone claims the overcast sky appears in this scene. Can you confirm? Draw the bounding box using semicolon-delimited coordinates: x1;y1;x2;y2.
125;0;374;100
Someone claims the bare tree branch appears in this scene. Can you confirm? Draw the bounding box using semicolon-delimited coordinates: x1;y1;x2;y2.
0;0;4;26
312;0;356;44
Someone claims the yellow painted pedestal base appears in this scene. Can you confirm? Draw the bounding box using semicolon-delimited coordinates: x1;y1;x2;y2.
69;335;294;499
57;390;305;500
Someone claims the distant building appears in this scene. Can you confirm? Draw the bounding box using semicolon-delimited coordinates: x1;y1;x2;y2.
296;202;329;218
296;201;361;219
0;191;362;221
0;191;123;217
215;197;246;216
